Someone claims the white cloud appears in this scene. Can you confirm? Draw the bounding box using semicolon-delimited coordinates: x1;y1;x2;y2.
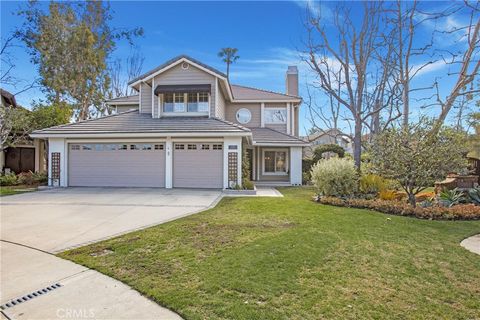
410;60;447;77
292;0;333;20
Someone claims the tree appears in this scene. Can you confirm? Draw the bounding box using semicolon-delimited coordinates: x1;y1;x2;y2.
369;119;468;207
18;1;143;120
218;48;239;78
30;102;72;130
313;144;345;162
0;105;32;153
303;2;392;170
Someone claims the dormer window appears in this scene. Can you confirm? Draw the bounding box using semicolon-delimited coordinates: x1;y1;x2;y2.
163;92;209;114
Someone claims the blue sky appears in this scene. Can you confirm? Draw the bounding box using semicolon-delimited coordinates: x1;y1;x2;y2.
1;1;476;135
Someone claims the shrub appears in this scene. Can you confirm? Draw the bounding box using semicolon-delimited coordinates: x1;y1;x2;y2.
0;173;18;186
359;174;387;195
315;197;480;220
467;187;480;205
313;144;345;162
438;188;464;207
310;158;358;197
32;171;48;184
242;179;255;190
415;192;436;202
302;158;315;184
17;171;36;185
379;189;396;201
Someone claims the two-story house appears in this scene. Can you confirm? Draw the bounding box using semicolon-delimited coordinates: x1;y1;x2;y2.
31;55;308;189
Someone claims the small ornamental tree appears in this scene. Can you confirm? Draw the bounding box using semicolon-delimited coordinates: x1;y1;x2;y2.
311;158;358;197
313;144;345;163
369;120;468;207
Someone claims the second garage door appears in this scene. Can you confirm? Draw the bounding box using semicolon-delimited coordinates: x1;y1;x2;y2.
69;143;165;187
173;142;223;188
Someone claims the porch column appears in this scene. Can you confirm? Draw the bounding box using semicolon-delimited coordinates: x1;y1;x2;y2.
223;137;242;189
48;138;67;187
34;138;40;172
290;146;302;185
165;137;173;188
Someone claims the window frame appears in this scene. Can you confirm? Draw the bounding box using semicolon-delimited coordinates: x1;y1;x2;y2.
163;92;210;114
264;108;287;124
262;149;289;175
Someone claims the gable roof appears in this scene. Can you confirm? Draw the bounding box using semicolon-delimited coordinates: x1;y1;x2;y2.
251;127;308;146
30;110;250;138
128;55;227;86
306;128;351;142
231;84;301;101
106;95;139;105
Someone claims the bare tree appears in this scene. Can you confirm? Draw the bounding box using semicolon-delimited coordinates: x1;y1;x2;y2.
303;2;391;169
432;1;480;130
108;46;144;99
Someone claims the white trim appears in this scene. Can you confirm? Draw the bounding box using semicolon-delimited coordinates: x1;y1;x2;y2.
66;138;167;143
139;84;142;113
32;132;251;139
233;99;301;103
291;105;296;135
157;95;162;118
261;148;289;176
252;146;256;180
130;58;227;87
253;142;309;147
106;101;139;106
214;78;219;118
151;77;155;116
264;107;288;124
161;112;209;117
286;103;291;134
260;103;265;127
289;146;302;185
165;137;173;188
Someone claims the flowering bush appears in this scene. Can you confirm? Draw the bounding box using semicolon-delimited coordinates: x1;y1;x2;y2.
310;158;358;197
315;197;480;220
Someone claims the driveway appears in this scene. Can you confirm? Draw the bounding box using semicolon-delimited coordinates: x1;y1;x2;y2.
1;187;222;319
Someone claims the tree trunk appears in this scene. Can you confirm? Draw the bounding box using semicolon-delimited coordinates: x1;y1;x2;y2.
226;62;230;79
353;117;362;171
407;192;416;208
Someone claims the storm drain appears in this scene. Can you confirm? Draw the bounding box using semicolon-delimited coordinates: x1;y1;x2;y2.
0;283;62;310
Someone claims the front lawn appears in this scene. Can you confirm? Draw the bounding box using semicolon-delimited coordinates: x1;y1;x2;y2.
60;187;480;319
0;186;37;196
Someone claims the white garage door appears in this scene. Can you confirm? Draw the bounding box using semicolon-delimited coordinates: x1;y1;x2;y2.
173;143;223;188
69;143;165;187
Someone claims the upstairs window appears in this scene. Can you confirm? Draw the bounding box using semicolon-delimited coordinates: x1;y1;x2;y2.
174;93;185;112
164;92;209;113
164;93;174;112
265;108;287;124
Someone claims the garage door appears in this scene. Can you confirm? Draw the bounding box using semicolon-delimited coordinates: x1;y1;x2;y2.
173;143;223;188
69;143;165;187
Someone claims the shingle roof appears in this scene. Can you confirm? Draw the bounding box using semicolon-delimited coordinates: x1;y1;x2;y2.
106;95;139;104
230;84;301;101
251;127;308;145
31;110;250;136
128;55;227;85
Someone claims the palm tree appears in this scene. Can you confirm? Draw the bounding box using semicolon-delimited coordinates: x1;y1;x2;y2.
217;48;239;79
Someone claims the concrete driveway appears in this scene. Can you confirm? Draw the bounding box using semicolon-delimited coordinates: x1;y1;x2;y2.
1;187;222;319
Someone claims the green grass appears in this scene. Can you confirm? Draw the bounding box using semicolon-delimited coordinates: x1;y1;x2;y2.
60;187;480;319
0;186;36;196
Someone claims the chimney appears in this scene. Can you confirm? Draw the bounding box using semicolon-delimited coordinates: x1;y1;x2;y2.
286;66;298;96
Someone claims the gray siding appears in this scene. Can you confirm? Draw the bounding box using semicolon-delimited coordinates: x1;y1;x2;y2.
153;63;216;117
216;84;226;119
265;103;287;133
140;83;152;114
173;143;223;188
225;103;261;128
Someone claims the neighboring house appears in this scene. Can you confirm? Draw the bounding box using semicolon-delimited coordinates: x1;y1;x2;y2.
31;55;308;188
1;89;45;174
303;128;353;158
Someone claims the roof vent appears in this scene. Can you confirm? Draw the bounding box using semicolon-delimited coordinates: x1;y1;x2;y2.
181;62;189;70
